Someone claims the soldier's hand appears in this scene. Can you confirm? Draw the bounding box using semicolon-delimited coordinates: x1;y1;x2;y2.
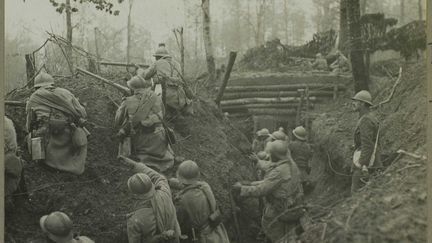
232;182;242;194
161;230;175;240
361;165;369;174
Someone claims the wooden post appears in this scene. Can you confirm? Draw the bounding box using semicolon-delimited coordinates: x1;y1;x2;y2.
94;28;101;73
295;89;305;126
215;51;237;106
25;54;36;87
305;87;310;141
333;84;338;100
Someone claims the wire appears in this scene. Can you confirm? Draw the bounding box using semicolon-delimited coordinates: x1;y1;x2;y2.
326;151;352;177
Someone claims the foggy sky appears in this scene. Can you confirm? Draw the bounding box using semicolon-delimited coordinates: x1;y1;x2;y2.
5;0;316;52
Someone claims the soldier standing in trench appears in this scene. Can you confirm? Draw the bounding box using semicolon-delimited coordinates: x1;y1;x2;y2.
114;75;175;173
232;140;306;243
289;126;313;194
26;72;89;175
169;160;230;243
119;156;181;243
351;90;382;194
252;128;271;154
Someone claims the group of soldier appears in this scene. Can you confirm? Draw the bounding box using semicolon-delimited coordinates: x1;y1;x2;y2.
4;42;381;243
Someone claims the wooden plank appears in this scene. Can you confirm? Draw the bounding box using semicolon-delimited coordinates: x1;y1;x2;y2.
221;90;335;100
220;97;317;106
218;84;346;92
221;103;314;111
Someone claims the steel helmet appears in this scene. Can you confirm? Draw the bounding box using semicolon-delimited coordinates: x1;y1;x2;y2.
177;160;200;185
257;151;269;160
256;128;270;137
153;44;170;58
292;126;307;141
267;140;289;160
34;72;55;88
352;90;373;106
127;173;155;199
40;212;73;240
270;131;288;141
126;76;151;90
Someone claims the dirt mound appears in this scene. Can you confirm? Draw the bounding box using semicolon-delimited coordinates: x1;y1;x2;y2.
5;73;259;242
302;60;426;242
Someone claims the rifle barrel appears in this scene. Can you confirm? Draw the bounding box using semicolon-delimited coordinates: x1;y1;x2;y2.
98;61;149;68
5;100;26;107
76;67;131;96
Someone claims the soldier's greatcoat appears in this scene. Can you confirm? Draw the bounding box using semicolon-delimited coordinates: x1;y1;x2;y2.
115;88;174;172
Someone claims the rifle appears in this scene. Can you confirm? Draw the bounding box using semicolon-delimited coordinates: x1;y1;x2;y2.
76;67;131;96
229;186;242;243
5;100;26;107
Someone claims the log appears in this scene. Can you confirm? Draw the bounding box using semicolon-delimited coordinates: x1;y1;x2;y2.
220;97;317;106
215;51;237;105
5;100;26;107
222;90;335;100
222;103;314;111
98;61;149;69
25;54;36;87
218;84;346;92
76;67;131;96
249;109;297;115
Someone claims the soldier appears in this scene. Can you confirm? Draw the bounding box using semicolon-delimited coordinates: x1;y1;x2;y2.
39;211;94;243
119;156;181;243
232;140;306;243
329;50;350;73
289;126;313;193
310;53;328;71
252;128;270;153
114;76;174;172
269;130;289;142
143;44;192;116
172;160;230;243
351;90;382;194
4;116;25;209
26;72;89;175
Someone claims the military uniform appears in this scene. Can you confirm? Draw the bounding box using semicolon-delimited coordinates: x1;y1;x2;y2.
115;89;174;172
311;58;328;71
4;116;24;206
351;112;382;192
144;57;190;111
240;160;304;243
289;141;312;187
175;181;230;243
127;163;181;243
26;86;88;175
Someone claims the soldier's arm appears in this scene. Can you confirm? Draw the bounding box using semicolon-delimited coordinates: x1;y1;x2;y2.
358;118;376;166
144;63;157;80
114;100;127;129
240;168;288;197
133;162;171;196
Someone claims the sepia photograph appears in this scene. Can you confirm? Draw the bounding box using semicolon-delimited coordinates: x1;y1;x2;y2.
2;0;429;242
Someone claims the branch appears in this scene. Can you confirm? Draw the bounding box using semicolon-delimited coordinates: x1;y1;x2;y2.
372;67;402;108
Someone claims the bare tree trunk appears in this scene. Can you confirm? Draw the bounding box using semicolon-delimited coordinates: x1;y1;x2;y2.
126;0;133;63
347;0;369;92
271;0;277;39
65;0;73;71
256;0;266;46
201;0;216;82
283;0;289;44
418;0;423;20
400;0;405;25
94;27;101;73
360;0;367;15
234;0;242;50
173;28;185;76
339;0;348;54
